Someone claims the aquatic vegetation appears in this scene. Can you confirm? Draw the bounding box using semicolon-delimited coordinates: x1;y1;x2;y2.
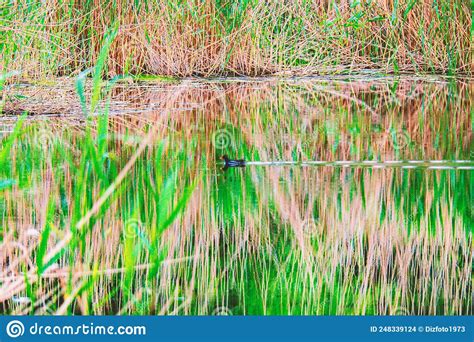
1;0;471;78
0;77;472;315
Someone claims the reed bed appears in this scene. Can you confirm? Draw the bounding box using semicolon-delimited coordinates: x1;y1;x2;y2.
0;77;472;315
1;0;472;78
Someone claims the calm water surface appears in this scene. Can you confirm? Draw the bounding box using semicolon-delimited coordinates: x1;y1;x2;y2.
1;77;472;315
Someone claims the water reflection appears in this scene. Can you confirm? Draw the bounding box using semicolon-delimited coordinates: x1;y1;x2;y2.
0;77;472;315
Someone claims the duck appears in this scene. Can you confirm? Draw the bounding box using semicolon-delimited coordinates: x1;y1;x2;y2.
221;155;246;170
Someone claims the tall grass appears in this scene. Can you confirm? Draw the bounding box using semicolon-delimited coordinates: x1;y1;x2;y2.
0;41;197;313
0;76;472;315
1;0;471;78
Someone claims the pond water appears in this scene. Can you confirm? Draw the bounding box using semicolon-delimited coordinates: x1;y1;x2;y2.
0;76;472;315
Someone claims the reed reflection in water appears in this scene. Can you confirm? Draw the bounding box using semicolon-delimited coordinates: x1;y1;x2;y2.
0;77;472;315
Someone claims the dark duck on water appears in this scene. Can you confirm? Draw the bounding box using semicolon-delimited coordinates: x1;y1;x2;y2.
221;155;246;170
